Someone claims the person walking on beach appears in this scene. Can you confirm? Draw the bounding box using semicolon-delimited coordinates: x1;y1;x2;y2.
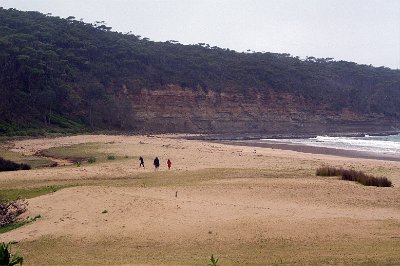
139;156;145;168
153;157;160;170
167;159;172;170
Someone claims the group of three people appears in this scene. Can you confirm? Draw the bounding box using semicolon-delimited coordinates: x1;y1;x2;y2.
139;156;172;170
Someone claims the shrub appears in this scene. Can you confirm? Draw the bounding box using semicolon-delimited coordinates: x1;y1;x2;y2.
0;198;28;227
316;166;343;176
0;242;24;266
88;156;96;163
0;158;31;172
341;169;392;187
107;155;115;160
317;166;392;187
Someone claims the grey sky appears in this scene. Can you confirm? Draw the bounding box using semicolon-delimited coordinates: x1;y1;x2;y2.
2;0;400;69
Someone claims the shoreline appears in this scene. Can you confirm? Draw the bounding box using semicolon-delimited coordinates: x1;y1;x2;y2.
217;140;400;162
184;130;400;141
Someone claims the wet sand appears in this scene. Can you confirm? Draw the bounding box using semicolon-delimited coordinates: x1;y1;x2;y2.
219;140;400;162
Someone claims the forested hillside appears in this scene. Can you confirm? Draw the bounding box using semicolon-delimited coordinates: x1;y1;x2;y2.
1;8;400;135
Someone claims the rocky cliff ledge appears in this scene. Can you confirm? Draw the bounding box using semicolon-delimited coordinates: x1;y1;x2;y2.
125;85;399;134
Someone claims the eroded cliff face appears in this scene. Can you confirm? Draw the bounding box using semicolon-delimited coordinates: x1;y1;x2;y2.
122;85;398;134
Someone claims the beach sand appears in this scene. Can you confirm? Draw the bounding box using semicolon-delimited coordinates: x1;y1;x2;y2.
1;134;400;265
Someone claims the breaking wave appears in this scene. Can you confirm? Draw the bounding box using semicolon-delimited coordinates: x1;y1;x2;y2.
261;134;400;154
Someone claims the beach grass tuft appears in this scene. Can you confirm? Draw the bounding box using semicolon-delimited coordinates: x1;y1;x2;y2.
88;156;96;163
315;166;343;176
341;169;392;187
107;155;116;160
317;166;392;187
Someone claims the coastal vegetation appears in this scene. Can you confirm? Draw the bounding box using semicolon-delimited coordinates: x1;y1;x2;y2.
0;198;27;229
38;143;125;165
0;185;61;235
0;8;400;135
208;254;219;266
0;215;41;235
0;186;65;201
0;242;24;266
341;169;392;187
107;155;116;160
0;148;56;169
0;157;31;172
315;166;343;176
316;166;392;187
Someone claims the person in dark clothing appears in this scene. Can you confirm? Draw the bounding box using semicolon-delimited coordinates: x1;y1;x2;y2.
167;159;172;170
139;156;145;168
153;157;160;169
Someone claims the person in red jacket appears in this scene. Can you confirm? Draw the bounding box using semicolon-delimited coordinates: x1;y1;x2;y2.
167;159;172;170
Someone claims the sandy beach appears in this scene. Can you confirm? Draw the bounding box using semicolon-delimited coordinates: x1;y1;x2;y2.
1;134;400;265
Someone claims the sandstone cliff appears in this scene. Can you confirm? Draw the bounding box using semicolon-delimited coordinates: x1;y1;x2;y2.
2;8;400;135
124;85;399;134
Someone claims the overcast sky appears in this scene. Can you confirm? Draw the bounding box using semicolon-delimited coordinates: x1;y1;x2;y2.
2;0;400;69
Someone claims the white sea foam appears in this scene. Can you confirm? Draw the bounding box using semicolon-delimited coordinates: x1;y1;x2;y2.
261;134;400;154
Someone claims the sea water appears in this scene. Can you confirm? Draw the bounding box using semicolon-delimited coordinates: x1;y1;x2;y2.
261;134;400;154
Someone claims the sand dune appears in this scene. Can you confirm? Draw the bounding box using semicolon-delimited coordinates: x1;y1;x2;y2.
1;134;400;265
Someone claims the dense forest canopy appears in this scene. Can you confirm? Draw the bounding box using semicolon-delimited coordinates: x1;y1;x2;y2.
0;8;399;135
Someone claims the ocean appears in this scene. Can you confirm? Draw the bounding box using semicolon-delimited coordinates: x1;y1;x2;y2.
261;134;400;155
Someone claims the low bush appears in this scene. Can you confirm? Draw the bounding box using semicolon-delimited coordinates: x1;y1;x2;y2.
317;166;392;187
0;158;31;172
316;166;343;176
0;198;28;227
107;155;116;160
88;156;96;163
341;169;392;187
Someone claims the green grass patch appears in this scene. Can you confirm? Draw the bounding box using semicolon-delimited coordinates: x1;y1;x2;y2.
39;143;101;162
0;220;29;234
0;148;55;169
40;143;128;164
40;143;110;163
0;215;41;234
0;185;68;201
